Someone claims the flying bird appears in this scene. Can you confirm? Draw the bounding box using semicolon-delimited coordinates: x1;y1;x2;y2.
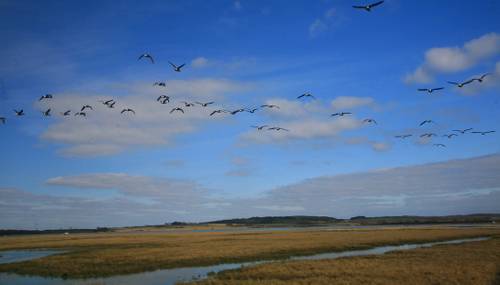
297;93;315;99
169;61;186;72
196;101;215;107
452;128;473;134
153;82;166;87
434;143;446;147
107;101;116;108
261;104;280;109
121;108;135;115
99;99;115;106
0;117;6;124
245;108;259;113
230;108;246;115
417;87;444;94
157;95;170;102
420;133;437;138
443;134;458;139
39;94;53;101
170;107;184;114
42;108;51;116
331;112;351;117
471;131;495;135
447;79;474;88
395;134;412;139
81;105;93;111
138;53;154;63
181;101;195;107
210;109;228;116
14;109;24;116
251;125;269;130
363;118;377;124
268;127;289;131
353;1;384;11
74;112;86;117
471;73;490;83
419;120;434;126
61;110;71;116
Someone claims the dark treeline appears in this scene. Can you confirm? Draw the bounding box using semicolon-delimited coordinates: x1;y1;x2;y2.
0;227;111;236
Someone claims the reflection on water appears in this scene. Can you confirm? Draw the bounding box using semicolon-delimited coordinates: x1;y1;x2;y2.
0;237;489;285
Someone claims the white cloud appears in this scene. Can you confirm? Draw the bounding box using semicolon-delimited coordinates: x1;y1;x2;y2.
37;78;251;156
308;8;340;38
191;57;209;68
405;33;500;84
331;96;375;110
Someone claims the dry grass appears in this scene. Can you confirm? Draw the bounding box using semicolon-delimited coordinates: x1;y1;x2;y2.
0;227;499;278
183;237;500;285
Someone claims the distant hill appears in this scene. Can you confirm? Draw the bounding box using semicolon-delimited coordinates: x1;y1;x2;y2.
207;214;500;227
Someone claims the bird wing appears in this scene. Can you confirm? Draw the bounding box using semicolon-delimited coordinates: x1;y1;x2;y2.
417;89;429;92
480;73;490;79
178;64;186;69
138;54;144;60
447;81;459;85
147;55;154;63
462;79;474;85
369;1;384;8
168;61;177;68
352;5;365;9
431;87;444;91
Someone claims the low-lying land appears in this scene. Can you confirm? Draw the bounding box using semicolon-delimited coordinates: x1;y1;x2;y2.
183;236;500;285
0;227;499;278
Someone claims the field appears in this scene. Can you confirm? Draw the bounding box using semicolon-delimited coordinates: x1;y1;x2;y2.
0;226;499;279
182;235;500;285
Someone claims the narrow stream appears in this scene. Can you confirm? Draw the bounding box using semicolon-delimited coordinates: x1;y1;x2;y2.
0;237;489;285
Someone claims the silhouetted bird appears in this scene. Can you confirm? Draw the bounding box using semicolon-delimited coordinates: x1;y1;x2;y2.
419;120;434;126
452;128;473;134
268;127;289;131
196;101;215;107
297;93;315;99
261;104;280;109
471;131;495;135
138;53;154;63
443;134;458;139
245;108;259;113
230;109;245;115
471;73;490;83
14;109;24;116
0;117;5;124
121;108;135;114
181;101;195;107
363;118;377;124
434;143;446;147
108;101;116;108
42;108;51;116
395;134;412;139
39;94;53;101
331;112;351;117
81;105;93;111
157;95;169;102
61;110;71;116
417;87;444;94
210;110;228;116
170;107;184;114
169;61;185;72
353;1;384;11
153;82;166;87
251;125;269;130
420;133;437;138
447;79;474;88
75;112;86;117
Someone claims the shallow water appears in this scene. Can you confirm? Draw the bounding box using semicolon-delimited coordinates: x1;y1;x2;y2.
0;250;64;265
0;237;489;285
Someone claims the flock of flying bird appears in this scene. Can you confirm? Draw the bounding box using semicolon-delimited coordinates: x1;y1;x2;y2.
0;1;496;149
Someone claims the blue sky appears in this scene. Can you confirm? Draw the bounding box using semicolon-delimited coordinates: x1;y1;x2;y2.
1;0;500;229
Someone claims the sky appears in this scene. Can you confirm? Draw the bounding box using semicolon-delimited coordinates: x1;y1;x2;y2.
0;0;499;229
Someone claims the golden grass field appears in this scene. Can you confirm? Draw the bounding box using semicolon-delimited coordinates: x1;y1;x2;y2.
0;226;499;279
182;235;500;285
